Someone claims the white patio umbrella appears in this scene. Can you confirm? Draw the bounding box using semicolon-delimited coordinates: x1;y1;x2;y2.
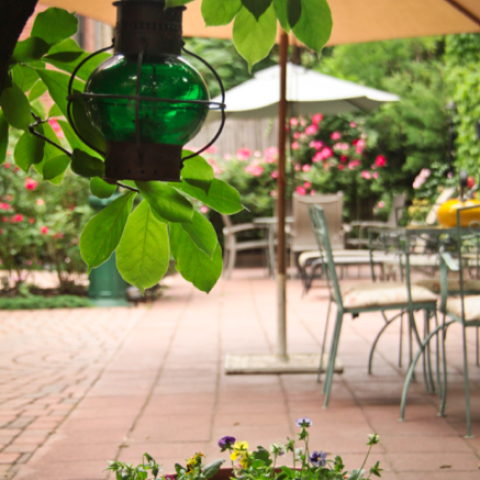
208;63;400;121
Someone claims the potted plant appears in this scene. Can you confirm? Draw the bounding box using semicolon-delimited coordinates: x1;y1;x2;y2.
106;418;381;480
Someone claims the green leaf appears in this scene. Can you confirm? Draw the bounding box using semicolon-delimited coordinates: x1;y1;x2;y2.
10;37;50;64
165;0;195;8
31;8;79;46
348;469;365;480
80;191;136;271
136;181;194;223
28;80;48;101
34;68;84;118
291;0;332;53
202;0;242;26
45;39;111;81
43;154;70;180
0;84;33;131
233;4;277;71
71;148;105;178
33;121;65;181
14;130;45;172
116;200;170;293
48;103;63;118
11;65;39;92
71;90;106;153
170;223;223;293
173;178;243;214
181;210;218;257
202;460;225;479
181;150;214;193
274;0;290;32
241;0;272;20
90;177;116;199
31;99;47;119
57;119;102;159
0;112;8;166
287;0;302;28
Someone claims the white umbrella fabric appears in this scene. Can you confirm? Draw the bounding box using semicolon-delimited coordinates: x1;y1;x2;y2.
209;63;399;120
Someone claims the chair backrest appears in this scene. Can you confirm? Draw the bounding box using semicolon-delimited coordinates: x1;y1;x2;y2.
221;214;233;228
292;192;344;253
386;193;407;227
425;187;456;225
308;205;343;307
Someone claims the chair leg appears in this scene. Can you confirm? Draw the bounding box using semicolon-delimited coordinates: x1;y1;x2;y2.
476;327;479;367
226;246;236;280
306;259;323;294
323;310;344;407
317;298;332;383
425;310;436;394
439;314;448;417
461;324;473;438
398;311;404;368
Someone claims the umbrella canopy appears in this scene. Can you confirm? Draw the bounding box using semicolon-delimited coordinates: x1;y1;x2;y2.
40;0;480;43
208;63;400;121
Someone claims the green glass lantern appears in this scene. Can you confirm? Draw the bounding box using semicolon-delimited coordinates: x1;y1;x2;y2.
68;0;225;182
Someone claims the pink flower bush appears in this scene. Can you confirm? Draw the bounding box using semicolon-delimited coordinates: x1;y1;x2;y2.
290;118;299;126
311;114;323;125
36;198;45;206
245;164;264;177
305;125;318;136
237;148;252;161
348;160;361;170
331;131;342;140
361;170;371;180
271;171;279;179
25;177;38;191
349;122;357;128
333;142;349;152
302;164;311;172
270;190;277;197
375;155;387;167
372;171;379;179
291;142;299;150
293;132;302;139
304;181;312;189
48;119;64;138
339;155;347;163
2;216;7;222
377;201;385;209
309;140;323;150
338;164;345;171
413;168;431;189
264;147;278;163
40;226;49;234
205;145;218;154
12;214;24;223
296;186;307;196
208;159;222;175
4;163;10;169
28;217;35;224
310;189;317;195
200;206;209;214
0;203;10;210
254;150;262;158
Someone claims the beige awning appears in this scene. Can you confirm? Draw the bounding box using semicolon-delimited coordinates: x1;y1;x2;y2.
39;0;480;44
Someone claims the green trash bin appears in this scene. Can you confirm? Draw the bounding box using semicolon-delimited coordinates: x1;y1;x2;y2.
87;193;130;307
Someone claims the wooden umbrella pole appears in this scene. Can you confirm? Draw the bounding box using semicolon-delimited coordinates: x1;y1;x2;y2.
276;30;289;361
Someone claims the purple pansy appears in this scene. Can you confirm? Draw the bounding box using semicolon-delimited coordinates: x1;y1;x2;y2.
218;436;236;451
309;451;327;467
295;417;313;428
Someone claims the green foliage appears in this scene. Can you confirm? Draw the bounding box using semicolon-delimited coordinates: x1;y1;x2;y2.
43;154;71;180
181;210;218;256
80;192;136;272
71;149;105;178
0;112;8;165
0;84;33;130
233;4;277;71
14;130;45;172
241;0;273;21
31;7;79;46
0;294;90;310
202;0;242;26
181;151;215;192
89;177;116;198
116;201;170;294
445;34;480;174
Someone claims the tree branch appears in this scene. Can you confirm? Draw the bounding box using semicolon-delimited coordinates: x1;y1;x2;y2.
0;0;39;91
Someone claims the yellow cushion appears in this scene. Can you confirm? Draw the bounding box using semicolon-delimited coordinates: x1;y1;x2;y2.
341;282;437;309
447;296;480;322
415;278;480;294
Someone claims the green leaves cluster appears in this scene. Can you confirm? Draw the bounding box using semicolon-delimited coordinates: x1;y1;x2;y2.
168;0;333;70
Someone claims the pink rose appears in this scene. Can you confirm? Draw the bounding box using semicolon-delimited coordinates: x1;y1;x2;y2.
349;122;357;128
305;125;318;136
296;186;306;196
310;189;317;196
48;119;65;138
375;155;387;167
25;177;38;191
254;150;262;158
2;216;7;222
295;164;301;171
302;164;311;172
36;198;45;206
338;164;345;171
290;118;299;126
223;153;232;160
205;145;218;154
271;171;279;179
270;190;277;197
361;170;371;179
200;206;209;214
304;181;312;189
26;260;32;266
340;155;347;163
40;226;49;234
372;171;379;179
293;132;301;139
245;164;264;177
348;160;360;170
320;147;333;160
309;140;323;150
28;218;35;224
331;131;342;140
237;148;252;161
0;203;10;211
377;201;385;208
12;214;24;223
291;142;299;150
4;163;10;169
312;113;323;125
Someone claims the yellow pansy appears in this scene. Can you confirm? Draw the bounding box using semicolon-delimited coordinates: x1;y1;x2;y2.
230;441;249;461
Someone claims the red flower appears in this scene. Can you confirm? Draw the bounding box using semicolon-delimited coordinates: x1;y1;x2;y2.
28;218;35;224
339;155;347;163
12;214;24;223
338;164;345;171
4;163;10;169
296;186;307;196
311;114;323;125
40;226;49;234
2;216;7;223
331;131;342;140
375;155;387;167
0;203;10;211
25;178;38;191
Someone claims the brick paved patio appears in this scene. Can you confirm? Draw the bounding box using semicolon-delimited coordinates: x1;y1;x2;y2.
1;269;479;480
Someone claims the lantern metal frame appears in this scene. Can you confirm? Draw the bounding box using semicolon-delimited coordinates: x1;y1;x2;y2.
66;40;226;163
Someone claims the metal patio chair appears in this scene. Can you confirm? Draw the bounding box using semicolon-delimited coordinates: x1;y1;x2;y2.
400;205;480;437
309;205;438;408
